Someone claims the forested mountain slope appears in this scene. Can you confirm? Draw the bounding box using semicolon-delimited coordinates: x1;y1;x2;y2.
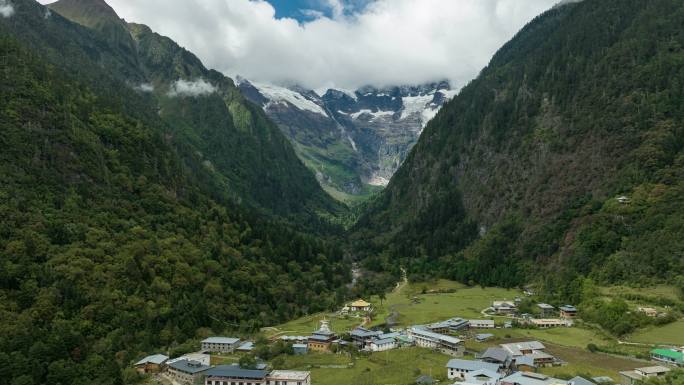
9;0;344;226
353;0;684;290
0;1;349;384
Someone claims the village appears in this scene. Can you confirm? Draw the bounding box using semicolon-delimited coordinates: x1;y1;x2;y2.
131;283;684;385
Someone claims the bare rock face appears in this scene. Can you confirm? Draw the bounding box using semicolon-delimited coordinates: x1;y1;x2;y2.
238;78;456;200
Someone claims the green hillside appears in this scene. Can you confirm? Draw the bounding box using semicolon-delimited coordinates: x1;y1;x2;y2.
0;1;350;384
353;0;684;290
10;0;345;226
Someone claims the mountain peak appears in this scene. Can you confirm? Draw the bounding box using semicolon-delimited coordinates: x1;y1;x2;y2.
48;0;122;30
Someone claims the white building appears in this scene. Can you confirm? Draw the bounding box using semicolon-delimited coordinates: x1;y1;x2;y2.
201;337;241;353
500;341;546;357
369;337;397;352
409;327;464;357
267;370;311;385
446;359;499;380
469;320;495;329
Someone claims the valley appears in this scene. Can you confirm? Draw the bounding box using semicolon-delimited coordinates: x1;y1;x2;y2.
238;79;457;202
1;0;683;384
141;279;683;385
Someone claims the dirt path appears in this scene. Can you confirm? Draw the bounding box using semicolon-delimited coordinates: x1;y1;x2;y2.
393;268;408;294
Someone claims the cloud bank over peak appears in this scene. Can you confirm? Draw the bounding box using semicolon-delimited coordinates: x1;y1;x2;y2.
40;0;559;90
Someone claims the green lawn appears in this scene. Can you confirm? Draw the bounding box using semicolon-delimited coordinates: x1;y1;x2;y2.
628;320;684;345
280;348;451;385
368;283;521;327
263;312;363;338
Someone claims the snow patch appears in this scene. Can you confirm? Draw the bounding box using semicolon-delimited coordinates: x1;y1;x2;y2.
0;0;15;18
438;89;458;100
168;79;216;97
400;94;434;120
255;83;327;116
421;107;439;128
351;109;395;121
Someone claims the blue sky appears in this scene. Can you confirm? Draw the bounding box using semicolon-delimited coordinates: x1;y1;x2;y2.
267;0;318;20
267;0;370;21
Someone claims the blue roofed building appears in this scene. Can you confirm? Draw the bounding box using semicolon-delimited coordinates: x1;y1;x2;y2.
204;366;269;385
167;359;210;384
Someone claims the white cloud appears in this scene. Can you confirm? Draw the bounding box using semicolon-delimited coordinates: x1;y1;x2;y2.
0;0;15;18
134;83;155;92
167;79;216;97
40;0;559;90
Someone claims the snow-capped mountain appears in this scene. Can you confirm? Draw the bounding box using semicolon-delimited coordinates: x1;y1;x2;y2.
237;78;456;199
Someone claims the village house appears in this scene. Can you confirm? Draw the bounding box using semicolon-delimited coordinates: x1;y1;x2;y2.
280;336;308;344
651;348;684;366
460;369;503;385
201;337;241;353
516;352;556;369
292;344;308;355
350;327;382;348
500;371;567;385
349;299;372;312
537;304;555;318
204;366;269;385
529;319;573;328
476;334;494;342
446;359;500;380
426;318;470;334
493;301;517;315
237;341;254;352
167;359;211;385
559;305;578;319
479;347;512;370
267;370;311;385
409;327;465;356
134;354;168;374
307;319;336;353
369;337;396;352
469;320;496;329
500;341;546;357
619;366;670;385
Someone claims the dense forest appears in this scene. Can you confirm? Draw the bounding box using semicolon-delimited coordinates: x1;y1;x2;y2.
0;1;351;384
352;0;684;293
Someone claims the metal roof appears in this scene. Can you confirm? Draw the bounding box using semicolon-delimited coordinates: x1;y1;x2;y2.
202;336;240;344
135;354;168;366
569;376;597;385
205;365;268;379
480;347;510;363
651;348;684;361
168;359;210;374
445;359;499;372
269;370;310;380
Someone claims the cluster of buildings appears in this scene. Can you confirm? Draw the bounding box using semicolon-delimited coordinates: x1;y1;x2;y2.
442;341;593;385
137;355;311;385
134;336;311;385
347;316;513;357
444;340;559;381
490;300;578;329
